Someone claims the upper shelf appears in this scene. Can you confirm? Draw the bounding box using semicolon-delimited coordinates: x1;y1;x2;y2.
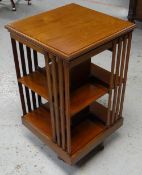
5;3;135;60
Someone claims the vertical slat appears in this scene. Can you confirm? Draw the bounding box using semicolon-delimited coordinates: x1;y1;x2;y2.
111;38;123;125
119;32;132;117
115;36;127;120
45;54;56;142
107;41;117;126
26;46;37;109
51;56;61;146
64;62;71;154
33;50;38;70
19;42;31;112
58;59;66;150
33;50;42;106
11;38;26;115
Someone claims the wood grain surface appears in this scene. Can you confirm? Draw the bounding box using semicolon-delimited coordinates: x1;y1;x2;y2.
6;3;135;60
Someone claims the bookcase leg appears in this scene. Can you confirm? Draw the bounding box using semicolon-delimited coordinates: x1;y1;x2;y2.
11;38;26;115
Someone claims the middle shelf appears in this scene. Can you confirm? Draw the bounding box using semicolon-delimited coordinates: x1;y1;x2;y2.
18;63;110;117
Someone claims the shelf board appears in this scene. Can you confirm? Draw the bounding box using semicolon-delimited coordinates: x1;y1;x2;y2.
71;114;106;154
22;105;52;139
22;106;105;154
18;70;48;100
70;83;108;116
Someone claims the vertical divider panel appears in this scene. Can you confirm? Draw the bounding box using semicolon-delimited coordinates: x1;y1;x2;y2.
111;38;123;124
64;62;71;154
45;54;56;142
58;59;66;150
18;42;32;112
119;32;132;117
26;46;37;110
33;50;42;106
51;56;61;146
107;40;117;126
11;38;26;115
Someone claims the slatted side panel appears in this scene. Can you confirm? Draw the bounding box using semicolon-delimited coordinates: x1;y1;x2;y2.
107;32;132;126
44;54;71;153
11;37;43;115
11;38;26;115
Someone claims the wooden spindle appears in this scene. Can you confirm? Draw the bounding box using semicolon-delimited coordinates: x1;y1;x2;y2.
107;41;117;126
11;38;26;115
26;46;37;110
45;54;56;142
51;57;61;146
64;62;71;154
58;59;66;150
33;50;42;106
19;43;32;112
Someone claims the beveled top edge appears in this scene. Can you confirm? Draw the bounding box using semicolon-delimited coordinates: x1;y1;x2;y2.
5;3;136;61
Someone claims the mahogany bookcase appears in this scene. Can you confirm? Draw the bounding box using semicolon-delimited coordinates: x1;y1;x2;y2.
5;4;135;165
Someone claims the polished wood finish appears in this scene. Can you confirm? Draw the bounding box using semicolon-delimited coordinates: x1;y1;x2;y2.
6;3;135;60
128;0;142;22
6;4;135;165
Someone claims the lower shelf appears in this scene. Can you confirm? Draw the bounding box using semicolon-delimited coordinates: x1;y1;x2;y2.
22;105;123;164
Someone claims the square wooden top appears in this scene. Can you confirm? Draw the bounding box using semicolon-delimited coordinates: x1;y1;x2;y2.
6;3;135;60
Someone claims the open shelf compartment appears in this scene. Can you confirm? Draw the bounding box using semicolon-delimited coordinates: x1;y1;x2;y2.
22;103;123;164
18;63;110;117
